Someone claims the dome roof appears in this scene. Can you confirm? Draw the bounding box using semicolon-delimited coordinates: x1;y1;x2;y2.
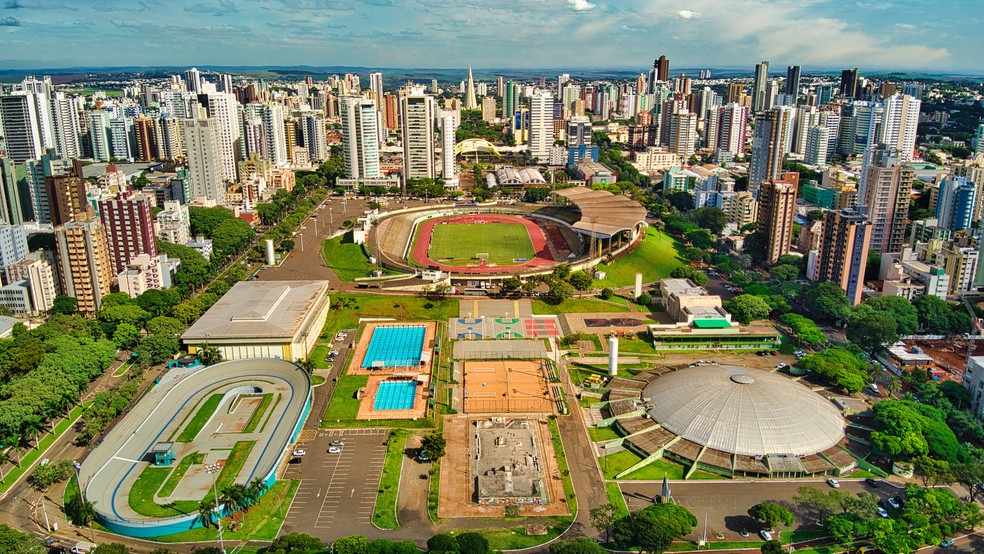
643;365;845;457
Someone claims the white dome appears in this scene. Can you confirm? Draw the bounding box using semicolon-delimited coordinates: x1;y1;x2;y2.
644;365;845;457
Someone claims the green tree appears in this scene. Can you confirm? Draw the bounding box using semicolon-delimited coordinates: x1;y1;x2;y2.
589;503;617;542
778;314;827;346
92;544;128;554
136;289;181;317
912;294;955;335
135;333;180;366
146;316;185;336
334;536;370;554
794;486;837;523
769;264;800;281
66;494;97;529
522;187;551;203
197;344;222;366
600;288;614;300
748;502;794;529
688;207;728;235
725;294;772;324
760;540;784;554
847;314;898;351
112;323;141;349
50;295;77;315
454;533;489;554
914;456;953;486
189;206;234;237
800;282;851;324
614;503;697;553
684;229;715;249
28;459;73;490
0;524;44;554
197;498;216;528
669;266;708;286
567;270;593;291
547;279;575;303
665;191;694;212
683;246;707;263
549;537;607;554
635;292;652;306
426;533;460;553
420;431;446;459
856;295;919;336
953;458;984;502
501;277;521;293
211;218;255;259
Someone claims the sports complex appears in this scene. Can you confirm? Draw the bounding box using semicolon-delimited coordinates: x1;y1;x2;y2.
78;358;311;538
368;187;649;278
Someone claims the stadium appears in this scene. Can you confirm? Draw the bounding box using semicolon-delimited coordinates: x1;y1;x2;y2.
77;358;311;538
367;188;648;278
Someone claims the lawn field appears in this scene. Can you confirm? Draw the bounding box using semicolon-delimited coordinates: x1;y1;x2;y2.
322;231;398;281
594;227;685;287
428;222;535;265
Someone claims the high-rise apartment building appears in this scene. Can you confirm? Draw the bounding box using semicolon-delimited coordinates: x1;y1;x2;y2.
180;117;226;202
785;65;801;98
0;223;29;279
804;126;830;166
880;93;920;164
654;55;670;84
185;67;202;94
935;176;976;232
756;179;798;264
5;254;57;314
666;110;697;158
134;116;156;161
752;61;770;113
88;111;112;162
708;103;748;157
817;209;872;305
840;68;859;98
748;108;791;197
441;114;457;188
528;91;553;163
0;158;24;225
205;92;241;180
860;145;913;254
50;91;81;159
401;92;436;180
340;96;381;180
301;113;328;163
481;96;496;122
0;92;45;163
45;159;87;226
98;191;158;274
54;218;114;316
503;80;518;119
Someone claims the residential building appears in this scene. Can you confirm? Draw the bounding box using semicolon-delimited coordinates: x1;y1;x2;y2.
752;61;770;113
45;159;88;226
340;96;380;180
181;116;226;202
880;93;920;163
98;191;158;274
5;254;57;313
0;158;24;225
860;145;913;254
54;218;114;316
117;253;180;298
748;108;792;197
205;92;241;181
662;166;698;194
707;103;747;157
934;176;975;232
185;235;213;261
0;282;31;315
481;96;496;122
804;126;829;166
757;179;798;264
567;116;597;167
300;112;328;163
0;224;29;280
0;92;44;163
666;109;697;158
441;114;458;189
816;209;872;305
401;92;436;180
528;91;553;162
880;249;949;299
840;68;859;98
785;65;801;97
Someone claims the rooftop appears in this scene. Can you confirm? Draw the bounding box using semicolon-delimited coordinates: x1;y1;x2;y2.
182;280;329;341
553;187;647;238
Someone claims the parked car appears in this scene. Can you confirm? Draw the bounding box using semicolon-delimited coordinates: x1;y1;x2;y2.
758;530;773;541
940;539;954;548
288;457;302;464
292;449;306;456
328;447;341;454
826;478;840;488
877;507;889;518
329;440;344;446
417;449;431;462
865;478;880;488
887;497;900;509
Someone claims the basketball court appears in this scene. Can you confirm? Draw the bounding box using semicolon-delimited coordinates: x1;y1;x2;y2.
450;299;559;339
462;360;554;413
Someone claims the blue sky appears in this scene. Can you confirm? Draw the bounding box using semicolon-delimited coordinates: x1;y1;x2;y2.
0;0;980;72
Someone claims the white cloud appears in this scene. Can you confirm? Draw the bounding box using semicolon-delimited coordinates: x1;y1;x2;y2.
568;0;595;11
676;9;697;19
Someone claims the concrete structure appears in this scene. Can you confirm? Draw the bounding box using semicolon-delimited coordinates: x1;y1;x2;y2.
181;116;226;203
98;191;158;274
0;92;45;163
757;179;798;264
339;96;382;185
5;254;57;314
265;239;275;264
54;218;114;316
185;235;213;261
528;91;553;162
817;209;872;305
659;278;729;325
182;280;331;361
752;61;770;113
441;114;458;189
935;176;975;232
0;224;29;280
634;272;643;298
608;335;619;376
880;249;949;299
748;108;792;197
117;253;180;298
573;159;617;187
401;92;436;180
861;145;913;254
965;356;984;417
155;200;191;245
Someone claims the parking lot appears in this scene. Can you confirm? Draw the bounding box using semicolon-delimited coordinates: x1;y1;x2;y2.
281;428;389;538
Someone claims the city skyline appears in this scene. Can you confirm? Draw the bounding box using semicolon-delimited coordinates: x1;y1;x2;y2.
0;0;978;72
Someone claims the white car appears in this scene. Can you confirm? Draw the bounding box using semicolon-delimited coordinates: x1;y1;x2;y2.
887;497;900;509
759;530;773;541
292;449;306;457
877;507;889;518
328;447;341;454
826;478;840;488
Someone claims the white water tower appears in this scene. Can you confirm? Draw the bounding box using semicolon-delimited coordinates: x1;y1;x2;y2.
265;239;275;265
608;335;619;376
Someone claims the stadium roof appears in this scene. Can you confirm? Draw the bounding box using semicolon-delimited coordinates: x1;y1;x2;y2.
182;280;329;341
644;365;845;456
552;187;647;237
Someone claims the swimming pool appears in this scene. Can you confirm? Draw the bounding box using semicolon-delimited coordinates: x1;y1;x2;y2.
373;381;418;410
362;325;426;368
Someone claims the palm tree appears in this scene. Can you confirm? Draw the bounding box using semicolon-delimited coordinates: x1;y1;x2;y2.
68;494;97;542
198;498;216;529
197;344;222;366
22;417;47;451
245;477;268;508
885;375;902;397
220;484;247;521
295;357;315;374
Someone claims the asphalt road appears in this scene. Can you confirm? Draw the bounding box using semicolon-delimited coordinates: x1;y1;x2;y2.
620;479;903;542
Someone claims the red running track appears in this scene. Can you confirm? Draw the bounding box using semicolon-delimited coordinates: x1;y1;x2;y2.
413;214;557;274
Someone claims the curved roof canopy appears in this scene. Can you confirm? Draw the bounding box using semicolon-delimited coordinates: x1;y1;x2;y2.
455;138;501;157
552;187;647;237
643;365;845;456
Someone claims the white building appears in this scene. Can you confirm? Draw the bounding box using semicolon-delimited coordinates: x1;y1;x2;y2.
205;92;241;181
401;92;436;180
528;90;553;162
301;112;328;163
340;96;381;180
181;116;226;203
881;94;920;164
965;356;984;417
4;254;57;314
156;200;192;245
0;224;29;279
441;113;458;189
185;235;213;261
804;126;830;166
0;92;45;163
117;253;180;298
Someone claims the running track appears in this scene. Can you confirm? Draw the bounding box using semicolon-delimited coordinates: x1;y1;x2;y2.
413;214;557;274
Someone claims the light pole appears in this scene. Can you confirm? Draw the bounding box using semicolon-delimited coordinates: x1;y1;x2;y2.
329;206;334;227
204;463;226;553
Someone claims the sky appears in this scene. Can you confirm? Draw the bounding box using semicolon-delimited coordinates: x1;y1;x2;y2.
0;0;981;73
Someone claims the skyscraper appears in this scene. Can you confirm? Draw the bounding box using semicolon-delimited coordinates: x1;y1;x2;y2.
785;65;801;98
401;92;436;180
54;218;114;317
88;111;112;162
50;91;81;159
0;158;24;225
860;145;913;254
441;114;458;188
709;103;748;156
0;92;44;163
817;209;872;305
840;68;859;98
205;92;241;180
340;96;381;180
935;176;976;232
804;126;830;166
528;91;553;163
756;179;797;264
369;72;384;104
185;67;202;94
134;116;156;161
748;108;791;197
752;61;770;113
180;117;226;202
504;80;518;119
655;55;670;83
301;113;328;163
880;93;920;164
464;66;478;110
98;191;158;274
45;159;87;226
666;109;697;158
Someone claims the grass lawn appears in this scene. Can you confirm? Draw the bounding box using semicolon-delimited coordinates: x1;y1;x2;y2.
310;345;331;369
548;417;576;515
321;374;368;425
588;425;621;442
617;337;658;355
1;402;90;495
216;441;255;491
311;375;326;386
112;361;134;377
594;228;685;288
427;459;441;522
464;517;574;550
372;430;409;529
532;298;631;315
148;480;299;543
428;222;534;265
129;466;199;517
175;393;223;442
323;294;459;335
322;231;396;282
600;451;689;480
159;452;205;497
605;482;629;518
242;394;273;434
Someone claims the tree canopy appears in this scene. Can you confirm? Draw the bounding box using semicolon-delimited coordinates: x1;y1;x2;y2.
725;294;772;324
796;347;868;394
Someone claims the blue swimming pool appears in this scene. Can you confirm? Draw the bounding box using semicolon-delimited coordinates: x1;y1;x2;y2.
362;325;426;368
373;381;418;410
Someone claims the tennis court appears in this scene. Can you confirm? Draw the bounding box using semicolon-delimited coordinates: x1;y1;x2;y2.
462;360;554;413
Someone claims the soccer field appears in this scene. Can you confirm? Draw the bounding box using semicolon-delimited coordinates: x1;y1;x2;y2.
428;222;536;265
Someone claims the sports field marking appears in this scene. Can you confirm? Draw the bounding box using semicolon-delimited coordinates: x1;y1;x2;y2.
428;222;535;265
